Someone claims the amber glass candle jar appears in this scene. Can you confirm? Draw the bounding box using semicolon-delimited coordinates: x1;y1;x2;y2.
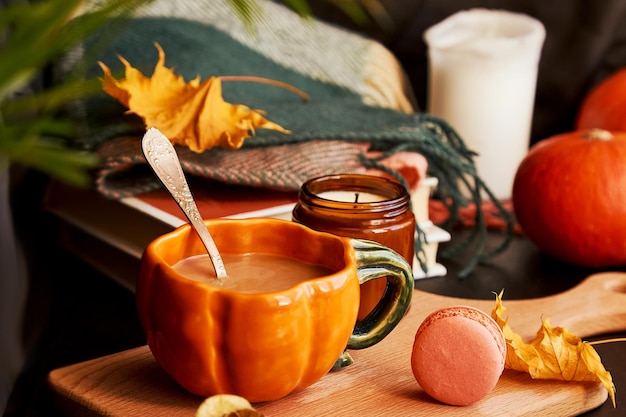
292;174;416;320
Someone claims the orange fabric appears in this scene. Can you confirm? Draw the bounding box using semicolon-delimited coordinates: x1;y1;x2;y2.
429;199;524;235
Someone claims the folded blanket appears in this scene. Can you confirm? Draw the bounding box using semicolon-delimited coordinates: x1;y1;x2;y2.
96;138;371;198
60;0;513;276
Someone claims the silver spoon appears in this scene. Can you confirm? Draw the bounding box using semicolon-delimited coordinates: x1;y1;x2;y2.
141;127;228;279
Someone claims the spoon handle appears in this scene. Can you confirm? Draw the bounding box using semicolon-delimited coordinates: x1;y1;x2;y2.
141;127;227;279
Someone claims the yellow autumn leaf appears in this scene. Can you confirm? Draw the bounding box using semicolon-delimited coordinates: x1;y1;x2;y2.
196;394;265;417
98;42;296;153
491;291;616;407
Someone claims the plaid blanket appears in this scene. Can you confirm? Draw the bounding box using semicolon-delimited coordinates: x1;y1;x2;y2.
60;0;513;276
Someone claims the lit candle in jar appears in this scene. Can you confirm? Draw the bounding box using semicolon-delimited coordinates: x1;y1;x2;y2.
316;190;385;203
292;174;416;320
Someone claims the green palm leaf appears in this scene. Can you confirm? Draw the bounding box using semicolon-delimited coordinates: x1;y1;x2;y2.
0;0;154;185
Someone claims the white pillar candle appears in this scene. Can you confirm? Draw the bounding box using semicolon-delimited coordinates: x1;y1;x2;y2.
424;9;545;200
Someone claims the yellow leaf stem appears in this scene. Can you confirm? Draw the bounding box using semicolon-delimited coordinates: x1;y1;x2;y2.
219;75;310;102
588;338;626;345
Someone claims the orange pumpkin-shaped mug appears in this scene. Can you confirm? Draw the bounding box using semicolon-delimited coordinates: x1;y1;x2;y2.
136;218;413;403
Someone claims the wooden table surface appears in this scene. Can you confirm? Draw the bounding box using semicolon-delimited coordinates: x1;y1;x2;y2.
48;271;626;416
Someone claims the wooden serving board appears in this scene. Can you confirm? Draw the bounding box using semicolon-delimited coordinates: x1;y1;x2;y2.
48;272;626;416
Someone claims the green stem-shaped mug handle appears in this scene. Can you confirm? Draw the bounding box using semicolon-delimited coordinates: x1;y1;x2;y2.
333;238;414;369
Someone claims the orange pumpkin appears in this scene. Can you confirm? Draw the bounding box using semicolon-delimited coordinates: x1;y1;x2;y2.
512;129;626;267
576;68;626;130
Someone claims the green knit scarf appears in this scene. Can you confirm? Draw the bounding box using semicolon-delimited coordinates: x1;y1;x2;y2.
61;13;513;277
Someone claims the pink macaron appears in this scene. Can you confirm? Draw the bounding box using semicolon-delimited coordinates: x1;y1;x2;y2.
411;305;507;406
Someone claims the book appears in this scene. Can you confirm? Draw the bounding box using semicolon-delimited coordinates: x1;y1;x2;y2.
44;176;449;290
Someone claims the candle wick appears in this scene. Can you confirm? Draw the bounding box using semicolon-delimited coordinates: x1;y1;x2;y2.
354;192;360;203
